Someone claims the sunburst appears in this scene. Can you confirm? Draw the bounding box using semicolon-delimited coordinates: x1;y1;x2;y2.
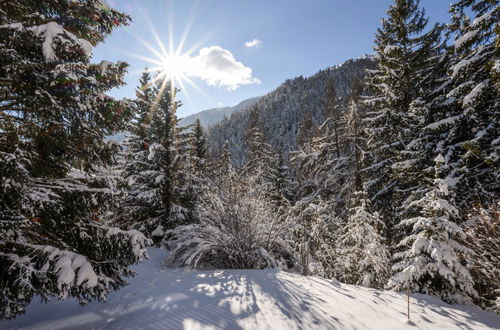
119;3;213;110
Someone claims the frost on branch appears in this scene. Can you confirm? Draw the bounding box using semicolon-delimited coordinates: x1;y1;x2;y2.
165;176;292;270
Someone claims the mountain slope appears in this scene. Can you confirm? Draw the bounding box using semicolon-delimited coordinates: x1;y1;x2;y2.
3;248;498;330
207;56;376;165
180;97;261;127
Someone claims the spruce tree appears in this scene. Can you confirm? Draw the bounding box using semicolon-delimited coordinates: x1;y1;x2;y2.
445;0;499;207
335;191;390;288
389;155;477;303
0;0;150;319
192;118;208;175
363;0;442;225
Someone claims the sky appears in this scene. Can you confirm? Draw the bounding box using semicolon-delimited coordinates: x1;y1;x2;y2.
93;0;452;118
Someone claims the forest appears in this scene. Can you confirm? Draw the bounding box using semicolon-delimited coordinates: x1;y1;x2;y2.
0;0;498;327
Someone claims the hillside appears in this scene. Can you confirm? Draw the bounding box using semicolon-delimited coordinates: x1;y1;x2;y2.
3;248;498;330
179;97;261;127
207;56;375;165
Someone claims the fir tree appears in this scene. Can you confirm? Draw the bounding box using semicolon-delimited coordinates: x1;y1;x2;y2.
363;0;442;225
191;118;208;180
463;202;500;313
445;0;499;208
335;191;390;288
389;154;477;303
0;0;150;319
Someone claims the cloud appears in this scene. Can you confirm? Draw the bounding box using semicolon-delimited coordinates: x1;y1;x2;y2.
188;46;260;91
244;39;262;49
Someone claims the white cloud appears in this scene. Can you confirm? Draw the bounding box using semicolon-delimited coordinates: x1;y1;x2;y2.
244;39;262;49
187;46;260;91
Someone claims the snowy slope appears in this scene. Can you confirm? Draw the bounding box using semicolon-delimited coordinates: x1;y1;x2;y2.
179;97;261;127
2;248;499;330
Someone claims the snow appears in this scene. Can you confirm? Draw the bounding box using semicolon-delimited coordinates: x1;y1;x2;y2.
3;21;93;61
425;115;462;130
454;30;478;50
463;81;488;107
2;248;498;330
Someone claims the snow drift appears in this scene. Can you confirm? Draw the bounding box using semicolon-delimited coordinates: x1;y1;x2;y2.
2;248;498;330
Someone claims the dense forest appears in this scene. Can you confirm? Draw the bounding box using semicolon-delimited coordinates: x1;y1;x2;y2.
0;0;498;322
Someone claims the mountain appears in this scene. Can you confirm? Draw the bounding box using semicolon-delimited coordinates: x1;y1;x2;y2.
206;56;376;166
4;248;498;329
180;96;261;127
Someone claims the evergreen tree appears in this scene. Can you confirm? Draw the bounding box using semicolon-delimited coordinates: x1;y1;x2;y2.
335;191;390;288
242;110;279;190
363;0;442;225
463;202;500;313
134;68;155;139
445;0;499;208
191;118;208;176
345;78;367;195
0;0;150;319
292;83;350;216
389;154;477;303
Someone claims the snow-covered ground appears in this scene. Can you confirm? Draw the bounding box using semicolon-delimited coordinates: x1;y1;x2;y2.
2;248;499;330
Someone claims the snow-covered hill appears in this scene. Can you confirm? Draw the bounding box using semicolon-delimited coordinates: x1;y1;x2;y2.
179;97;261;127
207;56;376;166
2;248;498;330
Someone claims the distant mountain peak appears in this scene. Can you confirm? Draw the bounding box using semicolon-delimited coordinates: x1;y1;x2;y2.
180;96;261;127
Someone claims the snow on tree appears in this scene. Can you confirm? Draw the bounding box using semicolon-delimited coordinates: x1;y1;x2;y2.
291;82;351;216
0;0;150;320
335;191;390;289
241;109;279;186
287;198;337;276
443;0;499;208
388;155;477;303
363;0;442;226
463;202;500;313
118;74;197;241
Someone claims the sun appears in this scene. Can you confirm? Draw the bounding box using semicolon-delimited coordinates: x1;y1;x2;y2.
160;53;191;83
119;6;211;108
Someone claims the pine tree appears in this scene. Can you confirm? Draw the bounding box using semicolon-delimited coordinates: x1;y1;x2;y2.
212;140;234;186
463;202;500;313
363;0;442;225
0;0;150;319
335;191;390;288
133;68;155;139
242;110;278;190
190;118;208;187
292;83;350;216
345;78;367;195
445;0;499;208
389;154;477;303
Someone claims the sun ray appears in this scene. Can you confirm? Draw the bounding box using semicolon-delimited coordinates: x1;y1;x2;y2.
116;1;215;110
124;29;166;61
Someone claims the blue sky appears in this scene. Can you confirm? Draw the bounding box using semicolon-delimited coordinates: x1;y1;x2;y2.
94;0;452;118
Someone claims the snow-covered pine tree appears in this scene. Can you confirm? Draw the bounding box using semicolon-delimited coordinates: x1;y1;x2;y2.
118;69;160;232
289;199;336;276
212;140;234;187
241;109;279;193
121;76;193;240
388;154;477;303
363;0;442;226
335;191;390;288
292;82;350;216
345;78;367;195
191;118;208;177
445;0;499;208
134;69;155;139
463;202;500;313
0;0;150;319
268;150;292;209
